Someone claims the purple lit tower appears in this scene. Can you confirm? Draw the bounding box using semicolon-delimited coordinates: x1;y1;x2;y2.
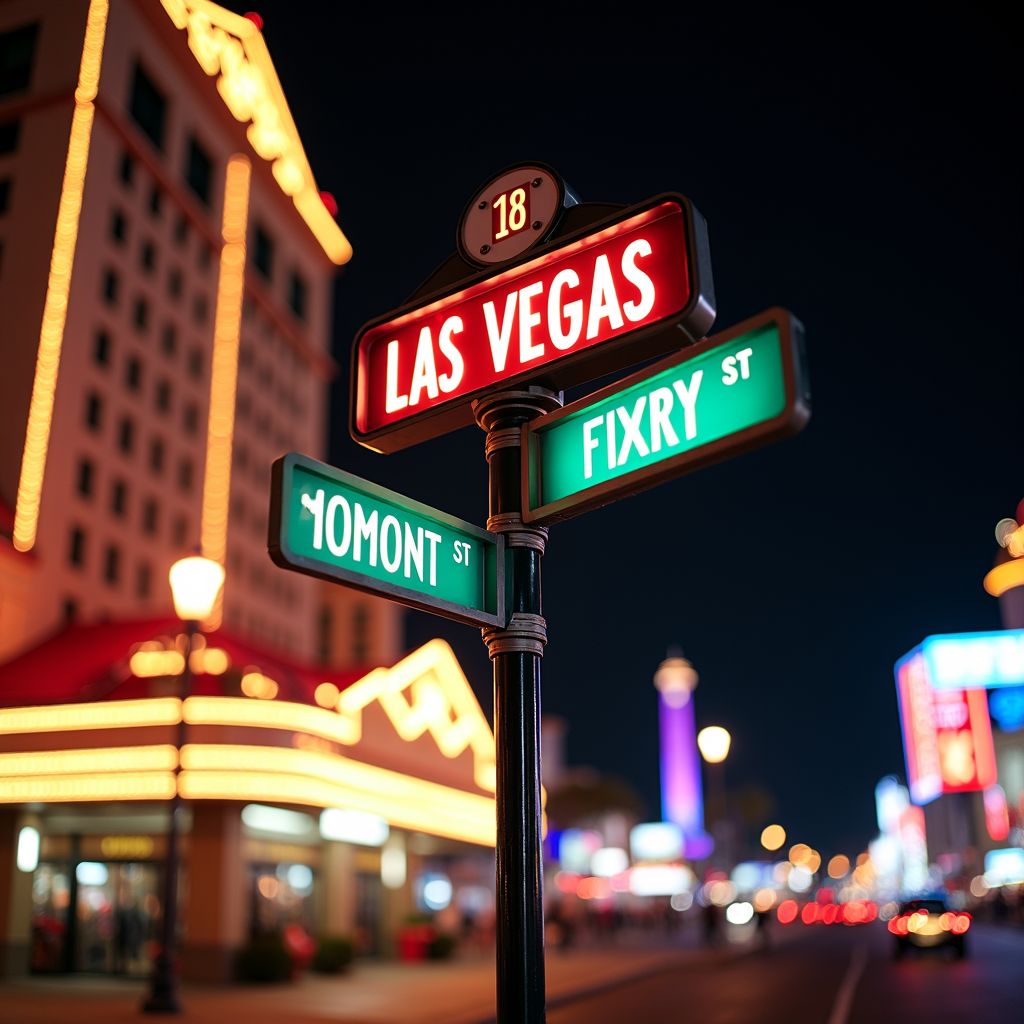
654;651;714;859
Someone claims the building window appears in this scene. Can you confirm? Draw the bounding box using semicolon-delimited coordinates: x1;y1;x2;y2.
161;322;176;357
111;479;127;516
140;239;155;273
133;297;149;332
0;178;12;215
193;293;207;324
353;604;369;664
76;459;94;498
149;185;162;217
168;267;182;300
149;437;164;474
119;152;134;187
155;379;171;413
288;271;307;320
68;526;86;567
198;244;211;271
118;416;134;453
102;268;119;305
125;356;142;391
109;209;127;244
141;498;158;535
0;120;20;155
182;401;198;434
94;331;111;367
103;545;120;585
174;214;188;246
0;24;39;98
185;136;212;205
253;225;273;280
85;392;103;430
136;562;151;599
171;514;188;549
177;458;193;492
187;347;203;380
129;63;165;149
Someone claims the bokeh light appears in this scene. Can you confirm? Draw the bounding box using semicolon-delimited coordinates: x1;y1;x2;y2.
726;901;754;925
753;888;776;912
776;899;798;924
827;855;850;879
761;824;786;851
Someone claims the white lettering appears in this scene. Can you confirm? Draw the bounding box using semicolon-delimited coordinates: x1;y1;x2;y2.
326;495;351;557
519;281;545;363
583;416;604;479
409;327;439;406
380;515;401;573
453;543;462;564
425;530;441;586
548;269;583;350
616;396;650;463
736;347;753;379
301;489;324;550
621;239;656;322
404;522;424;581
649;387;679;452
438;316;465;393
483;292;518;372
671;371;703;441
721;355;738;385
385;340;408;413
586;254;624;339
354;504;378;565
605;410;617;469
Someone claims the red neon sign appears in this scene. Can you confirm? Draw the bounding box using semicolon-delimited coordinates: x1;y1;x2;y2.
896;650;998;803
350;196;714;453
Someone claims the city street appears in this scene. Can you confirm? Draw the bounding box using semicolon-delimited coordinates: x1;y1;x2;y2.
549;924;1024;1024
2;922;1020;1023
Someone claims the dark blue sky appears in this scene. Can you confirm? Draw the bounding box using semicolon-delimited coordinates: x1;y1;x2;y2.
232;4;1021;857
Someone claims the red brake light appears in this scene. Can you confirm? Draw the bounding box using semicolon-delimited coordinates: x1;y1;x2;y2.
952;913;971;935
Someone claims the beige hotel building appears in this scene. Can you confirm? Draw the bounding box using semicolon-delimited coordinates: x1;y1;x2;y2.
0;0;496;982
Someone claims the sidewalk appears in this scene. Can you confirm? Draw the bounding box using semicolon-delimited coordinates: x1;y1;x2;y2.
0;943;746;1024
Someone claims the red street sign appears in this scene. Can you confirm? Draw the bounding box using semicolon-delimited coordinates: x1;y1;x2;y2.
350;193;715;453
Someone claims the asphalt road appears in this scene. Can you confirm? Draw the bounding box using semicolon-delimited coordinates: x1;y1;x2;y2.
547;923;1023;1024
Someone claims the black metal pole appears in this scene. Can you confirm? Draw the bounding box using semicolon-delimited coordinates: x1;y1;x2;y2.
474;387;561;1024
143;620;194;1014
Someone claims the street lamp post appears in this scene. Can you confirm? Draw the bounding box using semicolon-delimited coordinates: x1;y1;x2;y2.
697;726;732;862
143;555;224;1014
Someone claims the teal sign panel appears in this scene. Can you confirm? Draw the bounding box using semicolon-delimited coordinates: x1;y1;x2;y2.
269;453;505;627
523;308;810;525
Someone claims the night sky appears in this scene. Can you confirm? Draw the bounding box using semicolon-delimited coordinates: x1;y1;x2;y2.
229;5;1021;857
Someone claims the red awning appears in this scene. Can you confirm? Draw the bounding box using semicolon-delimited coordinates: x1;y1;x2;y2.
0;618;370;708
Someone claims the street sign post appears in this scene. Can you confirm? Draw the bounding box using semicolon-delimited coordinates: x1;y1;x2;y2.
268;452;506;628
350;191;714;453
522;308;810;524
266;161;810;1024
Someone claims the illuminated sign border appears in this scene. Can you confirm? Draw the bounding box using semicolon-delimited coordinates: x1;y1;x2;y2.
521;308;810;526
268;453;507;628
349;192;715;454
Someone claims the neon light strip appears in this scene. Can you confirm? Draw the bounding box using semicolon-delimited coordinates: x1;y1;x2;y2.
159;0;351;264
183;695;359;745
200;155;250;617
984;559;1024;598
179;743;495;845
0;698;181;735
12;0;109;552
0;744;178;776
0;772;177;803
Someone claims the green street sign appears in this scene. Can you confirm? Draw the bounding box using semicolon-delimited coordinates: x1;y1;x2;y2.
269;453;506;627
522;307;810;525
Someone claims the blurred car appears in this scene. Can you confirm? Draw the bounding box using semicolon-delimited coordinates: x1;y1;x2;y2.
888;897;970;958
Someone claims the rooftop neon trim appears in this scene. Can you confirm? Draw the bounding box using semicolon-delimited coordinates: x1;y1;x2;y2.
160;0;352;264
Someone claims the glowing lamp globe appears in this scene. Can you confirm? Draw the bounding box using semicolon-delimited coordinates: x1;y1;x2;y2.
697;726;731;763
169;556;225;621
